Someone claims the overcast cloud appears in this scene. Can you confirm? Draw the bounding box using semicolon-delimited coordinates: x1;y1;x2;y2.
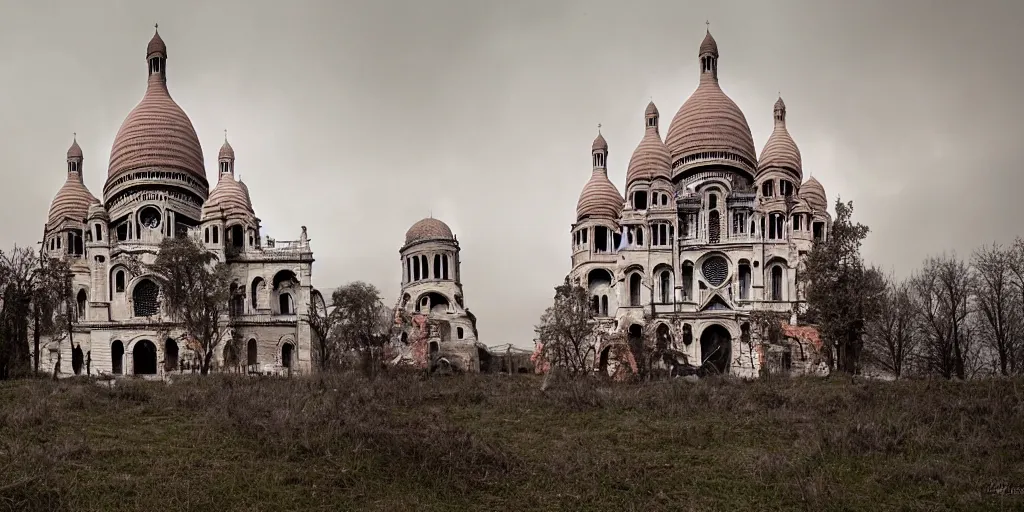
1;0;1022;347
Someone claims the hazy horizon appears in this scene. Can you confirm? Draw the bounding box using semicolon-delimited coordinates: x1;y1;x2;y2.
2;0;1023;347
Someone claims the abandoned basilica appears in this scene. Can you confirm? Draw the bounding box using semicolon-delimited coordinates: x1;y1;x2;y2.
570;29;832;378
41;28;314;377
36;26;836;380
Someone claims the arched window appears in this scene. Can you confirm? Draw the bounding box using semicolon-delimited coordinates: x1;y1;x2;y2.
251;277;265;310
115;270;125;293
76;289;87;319
601;295;608;316
433;254;442;279
659;270;672;304
591;295;600;315
212;226;220;244
457;327;464;339
709;193;718;210
629;273;642;307
636;227;644;246
708;211;721;244
770;266;784;301
738;261;752;300
442;255;450;280
412;257;421;280
279;293;293;315
132;279;160;317
681;262;694;301
94;224;103;242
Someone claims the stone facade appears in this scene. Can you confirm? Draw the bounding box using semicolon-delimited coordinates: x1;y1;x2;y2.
570;30;833;378
40;28;314;378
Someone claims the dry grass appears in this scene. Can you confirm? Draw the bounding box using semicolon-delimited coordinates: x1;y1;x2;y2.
1;372;1022;511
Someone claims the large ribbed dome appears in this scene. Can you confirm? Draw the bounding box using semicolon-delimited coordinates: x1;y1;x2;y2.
576;170;623;222
105;28;206;196
800;176;827;212
665;31;756;172
757;97;802;180
626;102;672;187
405;218;454;245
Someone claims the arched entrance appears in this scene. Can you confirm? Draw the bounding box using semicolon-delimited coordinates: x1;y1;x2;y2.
133;340;157;375
281;343;294;369
111;341;124;375
72;344;84;375
699;324;732;375
164;339;179;372
655;323;672;351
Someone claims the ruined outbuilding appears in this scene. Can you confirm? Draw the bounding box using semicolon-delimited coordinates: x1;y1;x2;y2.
388;217;484;372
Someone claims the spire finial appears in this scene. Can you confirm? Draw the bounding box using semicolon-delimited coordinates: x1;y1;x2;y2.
597;123;602;134
706;20;710;32
155;23;158;30
224;129;228;142
73;132;76;142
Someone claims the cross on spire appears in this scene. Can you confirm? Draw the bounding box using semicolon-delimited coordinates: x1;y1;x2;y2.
73;132;76;141
706;20;710;31
224;129;228;142
155;23;158;30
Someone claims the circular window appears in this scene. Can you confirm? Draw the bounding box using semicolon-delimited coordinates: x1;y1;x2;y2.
701;256;729;287
139;206;161;230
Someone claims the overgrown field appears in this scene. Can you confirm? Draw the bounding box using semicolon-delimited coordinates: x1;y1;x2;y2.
1;373;1022;511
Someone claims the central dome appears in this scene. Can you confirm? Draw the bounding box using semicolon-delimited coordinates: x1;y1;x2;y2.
664;30;756;174
405;218;454;245
104;28;207;198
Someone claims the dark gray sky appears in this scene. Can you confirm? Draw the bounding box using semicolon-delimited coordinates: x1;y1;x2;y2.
2;0;1022;347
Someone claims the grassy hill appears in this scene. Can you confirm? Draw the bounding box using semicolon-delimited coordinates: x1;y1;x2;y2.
1;373;1021;511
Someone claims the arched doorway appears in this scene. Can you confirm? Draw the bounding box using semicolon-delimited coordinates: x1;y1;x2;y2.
72;344;84;375
133;340;157;375
699;325;732;375
655;323;672;351
247;339;258;369
111;341;124;375
164;339;179;372
281;343;294;370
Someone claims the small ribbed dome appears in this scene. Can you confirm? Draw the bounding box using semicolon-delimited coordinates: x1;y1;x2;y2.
202;176;254;222
800;176;827;212
592;132;608;152
576;171;623;222
757;97;802;180
147;27;166;58
405;217;454;245
219;139;235;160
105;28;207;196
626;104;671;187
67;138;83;160
48;175;99;229
699;30;718;56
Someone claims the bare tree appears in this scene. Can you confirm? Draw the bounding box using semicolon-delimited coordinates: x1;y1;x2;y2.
146;236;232;375
332;281;391;378
307;289;342;371
865;274;919;378
534;276;598;377
973;243;1021;376
912;254;973;379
